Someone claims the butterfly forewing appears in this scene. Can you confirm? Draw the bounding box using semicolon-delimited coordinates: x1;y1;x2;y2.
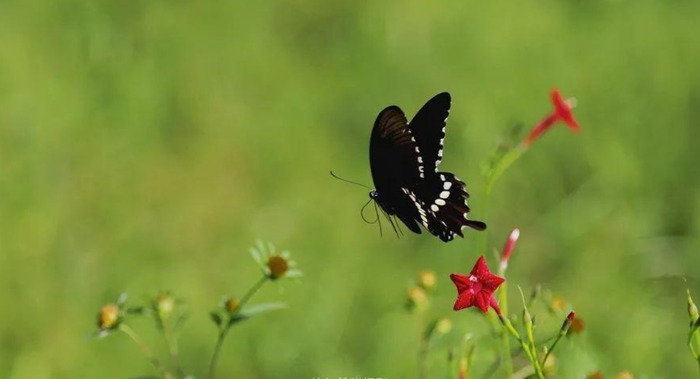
369;106;421;197
408;92;450;174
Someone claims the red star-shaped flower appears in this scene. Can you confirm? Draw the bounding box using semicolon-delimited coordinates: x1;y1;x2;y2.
450;256;505;314
523;88;581;146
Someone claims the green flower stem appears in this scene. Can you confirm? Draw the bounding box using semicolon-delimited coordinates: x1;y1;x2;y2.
207;275;269;379
238;275;270;310
518;287;540;376
687;324;700;366
497;315;546;379
485;144;527;195
119;324;175;379
694;328;700;363
417;312;431;379
542;323;571;367
155;313;185;378
497;284;513;377
480;143;530;378
464;344;475;379
479;143;528;254
417;334;429;379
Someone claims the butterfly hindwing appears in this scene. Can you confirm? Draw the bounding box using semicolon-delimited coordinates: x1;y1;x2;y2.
399;172;486;242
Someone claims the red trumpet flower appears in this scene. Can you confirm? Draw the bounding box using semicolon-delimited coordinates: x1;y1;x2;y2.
450;256;505;314
524;88;580;146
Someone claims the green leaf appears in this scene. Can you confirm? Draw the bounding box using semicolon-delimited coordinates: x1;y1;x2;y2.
116;293;128;306
210;311;223;327
125;306;145;315
241;302;287;316
229;302;287;326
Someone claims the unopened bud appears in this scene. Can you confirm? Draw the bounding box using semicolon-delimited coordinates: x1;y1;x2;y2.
523;307;533;330
459;357;467;379
688;289;699;323
417;270;436;291
530;284;541;302
499;229;520;273
406;286;429;312
97;304;120;330
226;298;239;314
154;292;175;319
560;311;575;334
435;318;453;335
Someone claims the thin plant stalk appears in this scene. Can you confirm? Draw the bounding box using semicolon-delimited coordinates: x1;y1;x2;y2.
480;136;532;378
207;275;269;379
481;146;523;378
498;315;546;379
687;322;700;374
417;311;429;379
497;283;513;377
542;324;571;367
155;312;185;377
119;324;175;379
485;145;527;195
418;335;429;379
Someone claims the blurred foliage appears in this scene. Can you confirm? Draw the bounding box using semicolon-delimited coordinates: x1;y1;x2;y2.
0;0;699;377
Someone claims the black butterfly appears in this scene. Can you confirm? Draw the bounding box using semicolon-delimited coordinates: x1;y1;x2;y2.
368;92;486;242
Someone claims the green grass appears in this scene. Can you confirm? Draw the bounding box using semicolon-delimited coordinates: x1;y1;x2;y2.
1;0;699;377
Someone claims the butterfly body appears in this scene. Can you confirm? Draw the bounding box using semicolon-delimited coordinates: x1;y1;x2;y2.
368;92;486;242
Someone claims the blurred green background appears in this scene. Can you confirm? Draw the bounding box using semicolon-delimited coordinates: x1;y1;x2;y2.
1;0;700;378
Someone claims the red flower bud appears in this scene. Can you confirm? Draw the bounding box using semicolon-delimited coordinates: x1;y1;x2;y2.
499;228;520;273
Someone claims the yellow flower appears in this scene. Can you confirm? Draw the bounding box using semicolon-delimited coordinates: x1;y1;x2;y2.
613;372;634;379
406;286;429;311
417;270;436;291
267;255;289;280
250;241;301;280
226;298;239;313
97;304;120;330
550;295;568;312
435;318;453;335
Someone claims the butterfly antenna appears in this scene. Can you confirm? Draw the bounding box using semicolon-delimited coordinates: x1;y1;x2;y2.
330;171;372;190
360;198;377;224
374;201;383;237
